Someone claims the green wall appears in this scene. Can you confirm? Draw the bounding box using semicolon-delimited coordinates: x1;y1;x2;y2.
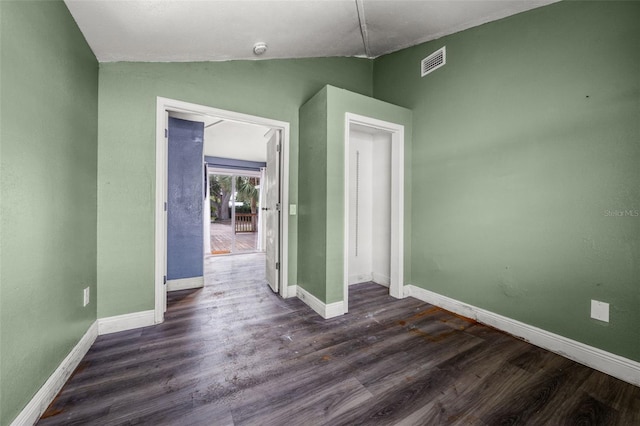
298;86;412;304
298;88;329;300
2;2;639;423
374;1;640;361
97;59;372;317
0;2;99;424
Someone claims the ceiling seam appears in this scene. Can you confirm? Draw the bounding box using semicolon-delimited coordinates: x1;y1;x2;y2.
355;0;372;59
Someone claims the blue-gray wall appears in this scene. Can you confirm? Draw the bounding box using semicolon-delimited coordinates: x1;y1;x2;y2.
167;117;204;280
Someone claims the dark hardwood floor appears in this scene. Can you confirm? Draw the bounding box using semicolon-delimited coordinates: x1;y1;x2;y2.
39;253;640;425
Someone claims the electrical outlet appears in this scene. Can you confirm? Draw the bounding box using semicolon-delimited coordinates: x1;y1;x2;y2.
83;287;90;307
591;300;609;322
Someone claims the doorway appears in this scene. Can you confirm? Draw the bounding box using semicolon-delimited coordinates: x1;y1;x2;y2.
347;124;391;285
343;113;404;312
155;97;290;323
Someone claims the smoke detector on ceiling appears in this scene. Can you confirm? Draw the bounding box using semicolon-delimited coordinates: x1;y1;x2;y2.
253;42;268;56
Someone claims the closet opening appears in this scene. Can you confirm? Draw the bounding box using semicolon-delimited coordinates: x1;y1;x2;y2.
343;113;405;312
348;125;392;286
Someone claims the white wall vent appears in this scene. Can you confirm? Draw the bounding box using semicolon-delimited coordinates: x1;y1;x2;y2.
421;46;446;77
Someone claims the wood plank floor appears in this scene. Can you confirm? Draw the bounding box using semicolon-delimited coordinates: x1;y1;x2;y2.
39;253;640;425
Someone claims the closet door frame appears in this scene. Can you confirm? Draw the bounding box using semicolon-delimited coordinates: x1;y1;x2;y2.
343;113;405;312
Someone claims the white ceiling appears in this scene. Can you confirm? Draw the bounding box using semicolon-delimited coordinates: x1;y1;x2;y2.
205;120;270;162
64;0;559;62
170;111;271;162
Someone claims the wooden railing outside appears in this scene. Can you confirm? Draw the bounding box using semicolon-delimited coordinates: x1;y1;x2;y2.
235;213;258;233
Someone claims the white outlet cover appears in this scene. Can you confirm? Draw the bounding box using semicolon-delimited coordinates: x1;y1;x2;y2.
590;300;609;322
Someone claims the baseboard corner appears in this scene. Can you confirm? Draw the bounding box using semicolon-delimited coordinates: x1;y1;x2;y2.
286;285;298;299
10;321;98;426
296;286;344;319
97;310;156;335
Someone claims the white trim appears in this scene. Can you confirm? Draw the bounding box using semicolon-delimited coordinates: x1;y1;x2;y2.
347;273;391;287
167;276;204;292
97;310;155;335
325;300;346;319
344;113;405;312
279;128;290;299
257;167;267;251
155;104;168;323
296;286;345;319
203;163;211;256
349;273;372;285
285;285;298;299
10;322;98;426
207;167;262;178
372;272;390;287
156;97;291;322
405;285;640;387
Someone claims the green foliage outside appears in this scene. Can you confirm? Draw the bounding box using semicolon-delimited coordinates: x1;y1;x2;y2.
209;174;260;221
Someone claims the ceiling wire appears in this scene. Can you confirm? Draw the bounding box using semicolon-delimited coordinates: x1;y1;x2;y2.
355;0;372;58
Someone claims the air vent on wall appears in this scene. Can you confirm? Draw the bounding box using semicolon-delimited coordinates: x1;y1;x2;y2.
421;46;446;77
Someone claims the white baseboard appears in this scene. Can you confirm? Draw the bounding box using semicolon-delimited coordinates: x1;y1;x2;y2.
296;286;344;319
325;300;346;318
285;285;298;299
167;276;204;292
10;322;98;426
372;272;390;287
97;310;156;335
349;273;372;285
348;272;390;287
405;284;640;387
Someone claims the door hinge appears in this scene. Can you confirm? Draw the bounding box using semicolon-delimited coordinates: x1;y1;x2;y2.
275;262;280;270
276;143;281;152
276;203;281;211
164;128;168;138
163;275;167;285
164;202;167;212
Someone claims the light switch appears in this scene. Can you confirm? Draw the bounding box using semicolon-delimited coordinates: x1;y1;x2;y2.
289;204;297;215
590;300;609;322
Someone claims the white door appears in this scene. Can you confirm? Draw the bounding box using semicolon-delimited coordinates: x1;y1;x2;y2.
264;130;281;293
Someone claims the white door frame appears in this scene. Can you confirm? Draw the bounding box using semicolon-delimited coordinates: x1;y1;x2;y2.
155;97;290;323
343;113;405;312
